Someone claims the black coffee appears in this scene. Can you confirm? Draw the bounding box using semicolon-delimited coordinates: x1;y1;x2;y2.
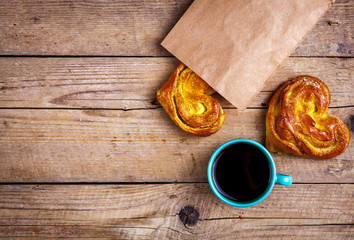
212;143;271;202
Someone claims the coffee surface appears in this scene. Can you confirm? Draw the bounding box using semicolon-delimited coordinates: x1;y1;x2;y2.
212;143;271;202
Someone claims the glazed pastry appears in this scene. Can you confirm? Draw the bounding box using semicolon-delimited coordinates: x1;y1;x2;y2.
266;76;350;159
157;63;225;136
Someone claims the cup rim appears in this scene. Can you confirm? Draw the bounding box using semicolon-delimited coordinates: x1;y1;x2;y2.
207;138;276;207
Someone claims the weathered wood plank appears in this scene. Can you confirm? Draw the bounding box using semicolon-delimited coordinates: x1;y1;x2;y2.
1;225;350;240
0;184;353;239
292;0;353;57
0;57;352;109
0;0;352;56
0;108;352;183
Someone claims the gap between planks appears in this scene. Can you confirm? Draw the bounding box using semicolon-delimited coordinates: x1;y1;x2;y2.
0;105;353;111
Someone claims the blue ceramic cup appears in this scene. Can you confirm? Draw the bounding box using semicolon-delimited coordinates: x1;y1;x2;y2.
207;139;292;207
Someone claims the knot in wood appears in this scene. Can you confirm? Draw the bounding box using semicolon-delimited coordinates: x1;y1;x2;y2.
150;98;160;106
178;205;199;227
347;115;354;132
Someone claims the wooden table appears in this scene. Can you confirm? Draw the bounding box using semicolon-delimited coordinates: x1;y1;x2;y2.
0;0;353;239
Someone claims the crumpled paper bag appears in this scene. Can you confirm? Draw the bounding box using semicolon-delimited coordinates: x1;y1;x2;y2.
162;0;335;110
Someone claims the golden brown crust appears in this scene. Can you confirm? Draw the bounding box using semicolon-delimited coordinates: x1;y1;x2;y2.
157;63;225;136
266;75;350;159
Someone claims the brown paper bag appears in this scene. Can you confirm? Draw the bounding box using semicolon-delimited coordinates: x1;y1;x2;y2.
162;0;335;110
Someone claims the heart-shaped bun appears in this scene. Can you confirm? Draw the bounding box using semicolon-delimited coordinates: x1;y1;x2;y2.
157;63;225;136
266;76;350;159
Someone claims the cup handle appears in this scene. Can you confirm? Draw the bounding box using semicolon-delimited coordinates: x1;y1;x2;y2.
275;173;292;186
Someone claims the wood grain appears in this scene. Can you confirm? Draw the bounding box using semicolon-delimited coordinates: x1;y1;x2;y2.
0;0;352;238
0;57;352;109
0;107;352;183
0;184;353;239
0;0;352;56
